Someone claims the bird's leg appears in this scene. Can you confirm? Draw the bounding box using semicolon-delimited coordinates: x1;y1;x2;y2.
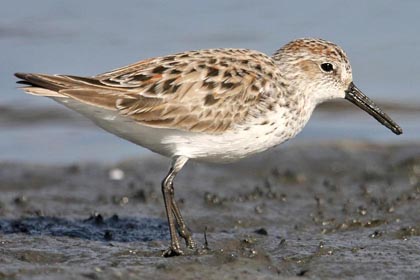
162;167;181;257
161;156;191;257
170;188;196;249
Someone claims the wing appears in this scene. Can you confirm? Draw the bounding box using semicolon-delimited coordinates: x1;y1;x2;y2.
16;48;281;134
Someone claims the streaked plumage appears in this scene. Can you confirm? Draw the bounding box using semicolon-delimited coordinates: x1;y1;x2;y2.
18;49;283;133
15;38;402;256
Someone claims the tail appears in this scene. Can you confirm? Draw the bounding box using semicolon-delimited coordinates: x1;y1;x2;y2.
15;72;74;97
15;72;109;96
15;72;120;110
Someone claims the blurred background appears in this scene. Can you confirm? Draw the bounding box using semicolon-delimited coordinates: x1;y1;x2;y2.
1;0;419;163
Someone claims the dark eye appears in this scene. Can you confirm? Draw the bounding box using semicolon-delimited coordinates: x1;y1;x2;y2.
320;63;334;72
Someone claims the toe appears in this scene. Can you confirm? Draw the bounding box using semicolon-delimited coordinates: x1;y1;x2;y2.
162;247;184;257
186;237;197;249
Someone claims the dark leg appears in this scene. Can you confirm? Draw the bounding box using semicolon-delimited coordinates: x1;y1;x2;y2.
161;156;193;257
170;192;196;249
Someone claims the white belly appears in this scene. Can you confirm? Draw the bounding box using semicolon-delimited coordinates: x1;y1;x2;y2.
53;97;310;163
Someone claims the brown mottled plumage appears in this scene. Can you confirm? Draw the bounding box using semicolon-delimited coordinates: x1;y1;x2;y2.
17;48;285;134
15;38;402;257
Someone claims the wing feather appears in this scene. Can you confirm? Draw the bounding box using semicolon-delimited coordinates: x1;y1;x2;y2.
16;48;281;134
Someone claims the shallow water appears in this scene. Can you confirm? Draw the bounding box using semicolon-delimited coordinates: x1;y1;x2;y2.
1;0;419;163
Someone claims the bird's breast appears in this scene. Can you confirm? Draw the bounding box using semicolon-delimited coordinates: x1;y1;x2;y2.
168;105;314;163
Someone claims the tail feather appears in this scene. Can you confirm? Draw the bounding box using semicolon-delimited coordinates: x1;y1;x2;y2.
15;73;65;91
20;86;65;97
15;72;109;98
15;72;73;97
15;72;120;110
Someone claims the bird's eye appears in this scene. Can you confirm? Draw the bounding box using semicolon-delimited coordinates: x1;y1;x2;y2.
320;63;334;73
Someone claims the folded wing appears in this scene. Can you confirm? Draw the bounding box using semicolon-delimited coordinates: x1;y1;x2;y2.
16;49;279;134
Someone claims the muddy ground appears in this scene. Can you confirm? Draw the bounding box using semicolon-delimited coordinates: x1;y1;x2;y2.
0;141;420;279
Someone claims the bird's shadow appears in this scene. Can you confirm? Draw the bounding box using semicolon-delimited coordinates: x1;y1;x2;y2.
0;214;169;242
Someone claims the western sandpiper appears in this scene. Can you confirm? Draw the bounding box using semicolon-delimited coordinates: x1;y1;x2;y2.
15;38;402;256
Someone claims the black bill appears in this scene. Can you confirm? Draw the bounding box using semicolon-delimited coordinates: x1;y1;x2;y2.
345;82;403;135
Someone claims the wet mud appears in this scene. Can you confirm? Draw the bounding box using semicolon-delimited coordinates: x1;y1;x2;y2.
1;142;420;279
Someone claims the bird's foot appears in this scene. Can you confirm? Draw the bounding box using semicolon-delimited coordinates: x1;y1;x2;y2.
162;246;184;257
184;236;197;250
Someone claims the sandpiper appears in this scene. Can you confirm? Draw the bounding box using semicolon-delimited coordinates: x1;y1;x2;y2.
15;38;402;257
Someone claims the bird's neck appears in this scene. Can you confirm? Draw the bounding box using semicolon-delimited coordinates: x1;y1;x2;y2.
277;83;317;138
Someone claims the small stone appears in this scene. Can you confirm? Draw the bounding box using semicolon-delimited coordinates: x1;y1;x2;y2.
109;168;125;180
254;205;263;214
279;238;286;247
14;195;28;205
358;206;367;216
369;230;382;238
254;228;268;235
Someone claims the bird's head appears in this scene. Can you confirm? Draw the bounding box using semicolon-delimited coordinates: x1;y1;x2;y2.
272;38;402;135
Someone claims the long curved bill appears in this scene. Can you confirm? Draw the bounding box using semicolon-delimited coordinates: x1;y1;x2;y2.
345;82;403;135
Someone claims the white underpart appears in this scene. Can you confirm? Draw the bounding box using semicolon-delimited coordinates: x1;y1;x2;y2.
53;97;315;163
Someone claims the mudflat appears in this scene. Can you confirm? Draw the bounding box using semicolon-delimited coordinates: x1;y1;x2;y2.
0;141;419;279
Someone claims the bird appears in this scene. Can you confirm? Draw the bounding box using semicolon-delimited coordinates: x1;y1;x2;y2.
15;38;403;257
